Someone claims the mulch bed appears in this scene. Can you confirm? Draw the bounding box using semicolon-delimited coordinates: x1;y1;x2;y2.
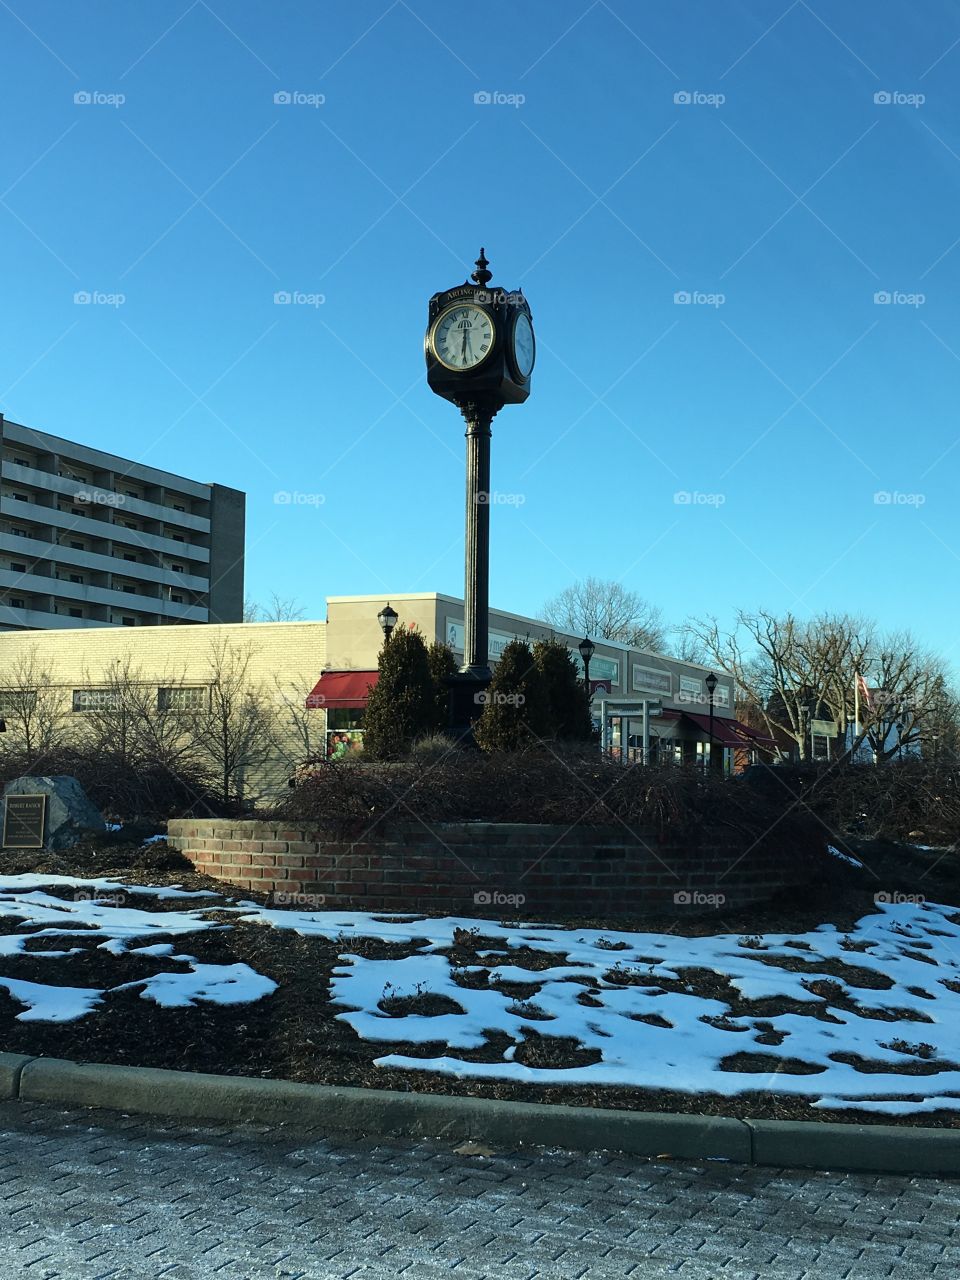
1;837;958;1129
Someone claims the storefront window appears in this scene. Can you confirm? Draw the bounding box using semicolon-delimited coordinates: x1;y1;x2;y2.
326;729;364;758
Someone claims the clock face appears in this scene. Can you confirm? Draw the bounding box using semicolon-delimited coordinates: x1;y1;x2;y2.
512;312;535;378
430;305;495;371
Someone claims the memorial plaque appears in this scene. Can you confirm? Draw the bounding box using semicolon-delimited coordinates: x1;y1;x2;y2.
2;793;47;849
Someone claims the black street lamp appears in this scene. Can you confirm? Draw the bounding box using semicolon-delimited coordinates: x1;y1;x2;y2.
578;636;596;699
705;671;718;772
377;603;398;644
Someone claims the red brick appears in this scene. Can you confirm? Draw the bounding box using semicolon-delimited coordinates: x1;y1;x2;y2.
285;867;319;882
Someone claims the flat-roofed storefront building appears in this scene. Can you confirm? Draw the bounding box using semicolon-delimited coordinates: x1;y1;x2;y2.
0;593;771;805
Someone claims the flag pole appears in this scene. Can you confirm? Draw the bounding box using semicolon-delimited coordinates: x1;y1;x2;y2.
854;671;860;752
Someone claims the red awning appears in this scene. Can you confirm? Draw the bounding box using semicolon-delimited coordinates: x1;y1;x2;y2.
305;670;378;709
679;711;775;748
732;720;778;748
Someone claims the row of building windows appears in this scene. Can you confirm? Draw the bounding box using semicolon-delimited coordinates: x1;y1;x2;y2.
0;687;210;714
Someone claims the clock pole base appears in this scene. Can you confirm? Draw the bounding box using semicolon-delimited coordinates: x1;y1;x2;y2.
446;671;492;747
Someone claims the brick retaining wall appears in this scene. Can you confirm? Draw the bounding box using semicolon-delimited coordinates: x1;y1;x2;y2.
167;819;820;917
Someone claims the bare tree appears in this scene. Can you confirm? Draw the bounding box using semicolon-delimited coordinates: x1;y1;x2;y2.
542;578;666;651
74;656;142;767
684;609;959;764
684;610;868;759
244;593;307;623
858;636;953;761
0;647;69;766
78;657;210;773
188;638;276;806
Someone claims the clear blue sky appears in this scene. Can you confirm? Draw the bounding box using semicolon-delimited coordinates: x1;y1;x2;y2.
1;2;958;658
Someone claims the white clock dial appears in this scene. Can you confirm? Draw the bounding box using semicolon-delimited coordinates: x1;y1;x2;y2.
512;312;535;378
431;305;495;371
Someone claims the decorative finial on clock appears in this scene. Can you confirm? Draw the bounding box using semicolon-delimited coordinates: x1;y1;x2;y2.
471;247;492;288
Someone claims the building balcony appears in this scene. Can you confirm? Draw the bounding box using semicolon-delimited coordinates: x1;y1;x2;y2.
2;462;211;533
0;569;208;622
0;532;209;593
0;499;210;564
0;605;107;631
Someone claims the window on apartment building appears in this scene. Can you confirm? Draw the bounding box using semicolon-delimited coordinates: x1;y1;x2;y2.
9;597;26;609
12;529;27;538
13;457;30;467
121;585;137;594
12;493;29;502
68;608;83;619
171;563;184;572
157;685;207;712
121;616;136;626
172;533;185;543
124;489;139;499
10;562;27;574
69;541;84;551
123;554;137;562
122;521;138;531
71;507;84;517
173;504;186;512
69;574;84;585
72;689;121;712
171;593;184;604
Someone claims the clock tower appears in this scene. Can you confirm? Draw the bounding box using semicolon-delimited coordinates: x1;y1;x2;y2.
425;249;535;723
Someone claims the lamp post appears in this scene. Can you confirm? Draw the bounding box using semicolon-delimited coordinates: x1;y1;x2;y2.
578;636;595;701
705;672;718;773
377;603;398;645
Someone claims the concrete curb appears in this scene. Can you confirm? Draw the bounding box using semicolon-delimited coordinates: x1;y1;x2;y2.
746;1118;960;1176
3;1053;959;1175
0;1052;30;1100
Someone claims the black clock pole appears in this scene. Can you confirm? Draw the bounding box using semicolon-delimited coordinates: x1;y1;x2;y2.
461;398;497;680
424;248;534;738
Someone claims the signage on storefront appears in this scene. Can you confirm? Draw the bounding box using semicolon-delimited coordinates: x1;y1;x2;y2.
573;652;619;683
678;675;704;702
446;618;619;684
445;620;520;662
633;665;672;695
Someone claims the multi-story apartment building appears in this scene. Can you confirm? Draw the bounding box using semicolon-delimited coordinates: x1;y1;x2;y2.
0;414;244;631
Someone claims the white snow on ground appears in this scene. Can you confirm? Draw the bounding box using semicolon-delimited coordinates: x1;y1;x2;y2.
827;844;864;869
0;875;216;899
243;901;960;1112
0;977;104;1022
112;963;277;1008
0;878;273;1021
4;875;960;1112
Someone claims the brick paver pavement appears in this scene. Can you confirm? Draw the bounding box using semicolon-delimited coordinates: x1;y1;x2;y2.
0;1100;957;1278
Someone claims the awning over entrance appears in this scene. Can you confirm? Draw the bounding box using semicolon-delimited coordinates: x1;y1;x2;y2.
305;670;378;710
679;711;776;748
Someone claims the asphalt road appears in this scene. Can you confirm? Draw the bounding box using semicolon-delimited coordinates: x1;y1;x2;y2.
0;1100;957;1279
